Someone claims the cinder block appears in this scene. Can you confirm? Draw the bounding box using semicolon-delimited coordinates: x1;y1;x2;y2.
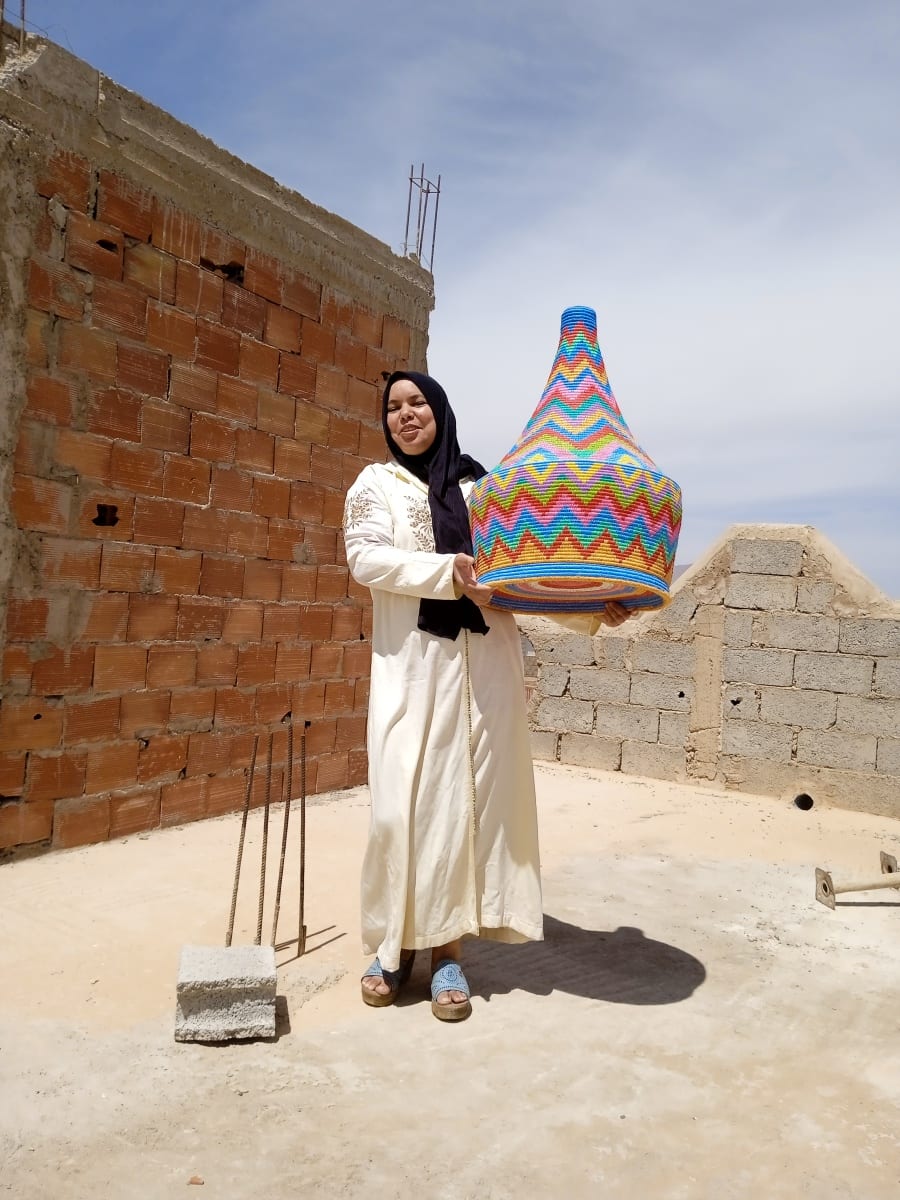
796;582;834;614
752;613;839;652
793;652;874;695
874;659;900;699
534;697;594;734
175;944;276;1042
725;574;797;611
629;672;691;711
592;633;629;669
721;721;792;762
631;641;694;676
531;631;595;666
722;685;760;720
839;619;900;657
621;740;684;781
539;664;569;698
759;687;836;730
650;588;697;634
559;733;621;771
724;610;752;648
836;694;900;738
594;704;659;743
731;538;803;576
568;668;630;703
530;730;559;761
876;738;900;775
796;730;877;772
659;712;689;747
723;648;794;686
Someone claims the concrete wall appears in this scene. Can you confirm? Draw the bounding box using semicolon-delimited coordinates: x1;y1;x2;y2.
523;525;900;820
0;32;432;855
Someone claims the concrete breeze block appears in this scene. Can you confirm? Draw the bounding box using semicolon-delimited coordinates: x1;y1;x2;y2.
874;659;900;699
723;648;795;686
796;581;834;614
659;711;690;747
631;641;694;677
723;685;760;720
793;652;874;695
629;672;692;711
752;612;839;652
839;619;900;657
539;663;569;697
534;696;594;734
725;573;797;611
759;687;837;730
796;730;877;772
731;538;803;576
175;944;276;1042
529;730;559;762
621;740;685;781
836;694;900;738
559;732;622;771
724;609;753;648
721;720;792;762
568;667;631;703
594;703;659;743
876;737;900;775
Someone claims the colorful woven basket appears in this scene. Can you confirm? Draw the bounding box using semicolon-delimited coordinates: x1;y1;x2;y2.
469;306;682;614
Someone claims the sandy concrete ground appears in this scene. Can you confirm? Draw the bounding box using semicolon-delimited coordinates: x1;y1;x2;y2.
1;762;898;1199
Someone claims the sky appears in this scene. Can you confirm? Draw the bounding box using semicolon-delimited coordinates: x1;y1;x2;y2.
21;0;900;596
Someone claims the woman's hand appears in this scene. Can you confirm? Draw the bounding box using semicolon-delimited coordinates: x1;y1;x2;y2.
453;553;494;607
597;601;631;628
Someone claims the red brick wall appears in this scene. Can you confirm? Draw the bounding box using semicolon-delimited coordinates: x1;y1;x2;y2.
0;147;418;856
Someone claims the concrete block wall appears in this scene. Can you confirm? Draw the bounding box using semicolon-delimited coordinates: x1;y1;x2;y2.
522;525;900;820
0;34;432;855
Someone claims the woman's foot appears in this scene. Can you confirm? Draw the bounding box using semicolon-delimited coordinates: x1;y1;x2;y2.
361;951;415;1007
430;940;471;1020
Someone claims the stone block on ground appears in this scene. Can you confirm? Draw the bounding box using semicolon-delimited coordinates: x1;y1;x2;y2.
175;943;277;1043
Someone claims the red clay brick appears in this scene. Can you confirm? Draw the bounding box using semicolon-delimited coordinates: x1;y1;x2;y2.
283;270;321;319
217;375;258;425
199;555;245;599
0;699;63;752
257;390;294;438
243;560;283;602
175;261;223;320
116;342;168;398
196;645;238;686
236;645;277;687
223;283;266;338
328;413;361;454
37;149;91;210
4;645;32;691
11;474;72;535
93;645;148;692
169;362;218;414
381;316;412;358
301;319;336;365
355;676;370;711
88;386;142;441
152;202;202;263
123;243;177;302
177;597;226;640
336;713;367;750
315;365;347;411
190;413;236;463
309;444;344;491
110;442;165;497
185;730;233;776
141;399;191;454
214;687;255;729
279;564;316;603
348;747;368;787
91;277;149;339
289;481;326;524
133;496;185;547
97;171;154;240
195;319;240;375
13;423;48;478
332;604;363;642
304;714;336;753
147;646;197;689
85;741;140;794
25;309;51;368
294;398;331;443
252;475;290;519
358;422;388;459
7;597;50;642
58;322;117;384
138;734;189;783
25;375;74;425
272;438;310;481
65;211;124;280
265;518;299;566
182;505;230;553
290;681;326;722
153;547;202;597
75;593;129;642
321;489;345;528
304;524;338;565
74;488;135;544
200;226;246;270
244;248;283;304
274;643;311;683
222;602;263;643
27;751;87;803
28;256;86;321
227;513;269;558
343;643;373;678
146;300;197;359
40;538;102;589
109;787;161;838
160;776;208;827
239;336;280;388
206;773;246;818
211;466;253;513
315;564;349;604
126;594;179;642
0;753;27;795
261;603;299;640
234;428;275;473
65;696;121;744
366;345;395;382
163;456;210;505
168;687;216;732
278;352;316;399
31;646;95;696
55;429;112;482
347;378;380;423
255;683;292;725
264;304;301;352
120;690;171;737
321;288;353;331
334;332;369;379
33;209;56;256
310;644;343;680
323;679;357;716
299;605;333;642
53;795;111;848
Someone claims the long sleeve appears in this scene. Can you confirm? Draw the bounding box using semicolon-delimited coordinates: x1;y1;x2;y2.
343;467;459;601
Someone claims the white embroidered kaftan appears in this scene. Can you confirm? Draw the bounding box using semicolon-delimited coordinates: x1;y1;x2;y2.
343;461;543;972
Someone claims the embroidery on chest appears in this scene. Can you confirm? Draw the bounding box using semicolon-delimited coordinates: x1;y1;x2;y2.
343;488;376;532
405;495;435;551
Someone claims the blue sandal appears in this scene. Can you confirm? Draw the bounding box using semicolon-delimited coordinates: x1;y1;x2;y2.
360;952;416;1008
430;959;472;1022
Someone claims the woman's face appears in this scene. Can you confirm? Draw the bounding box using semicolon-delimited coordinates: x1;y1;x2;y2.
386;378;437;456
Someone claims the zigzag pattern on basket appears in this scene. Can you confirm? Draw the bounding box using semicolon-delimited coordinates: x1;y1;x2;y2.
469;305;683;614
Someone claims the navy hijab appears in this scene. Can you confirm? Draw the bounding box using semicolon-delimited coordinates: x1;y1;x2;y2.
382;370;490;640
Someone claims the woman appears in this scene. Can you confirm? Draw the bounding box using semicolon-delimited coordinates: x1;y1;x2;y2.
343;370;626;1021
